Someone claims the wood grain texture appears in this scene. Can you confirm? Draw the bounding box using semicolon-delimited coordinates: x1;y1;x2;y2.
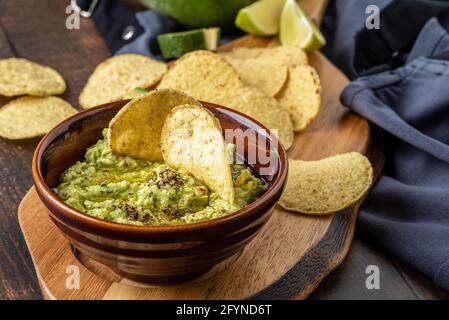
18;32;380;299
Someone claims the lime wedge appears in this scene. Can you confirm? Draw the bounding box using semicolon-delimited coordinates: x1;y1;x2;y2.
280;0;326;51
157;28;220;59
235;0;286;36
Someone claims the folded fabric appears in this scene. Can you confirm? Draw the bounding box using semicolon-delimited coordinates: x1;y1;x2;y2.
341;18;449;291
321;0;392;79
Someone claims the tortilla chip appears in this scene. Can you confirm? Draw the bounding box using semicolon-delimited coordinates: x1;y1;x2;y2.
223;56;288;97
279;152;373;215
219;46;309;97
79;54;167;109
0;96;77;139
268;46;308;66
108;89;202;161
212;86;294;150
276;65;321;132
161;104;234;203
158;50;245;101
220;46;308;68
0;58;66;97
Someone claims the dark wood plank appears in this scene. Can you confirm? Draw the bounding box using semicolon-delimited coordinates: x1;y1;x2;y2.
310;231;449;300
391;257;449;300
0;137;42;300
309;234;418;300
0;0;111;299
0;20;16;57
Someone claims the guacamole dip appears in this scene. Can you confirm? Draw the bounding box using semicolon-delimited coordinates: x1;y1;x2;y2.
54;129;268;226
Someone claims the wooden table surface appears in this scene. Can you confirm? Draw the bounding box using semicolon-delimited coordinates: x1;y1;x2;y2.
0;0;448;300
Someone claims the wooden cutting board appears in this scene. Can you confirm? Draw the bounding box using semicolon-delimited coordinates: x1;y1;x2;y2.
18;35;384;299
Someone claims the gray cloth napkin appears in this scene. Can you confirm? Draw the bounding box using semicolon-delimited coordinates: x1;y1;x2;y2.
341;18;449;291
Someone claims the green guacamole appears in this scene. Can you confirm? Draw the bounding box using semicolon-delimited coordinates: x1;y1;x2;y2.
54;129;268;226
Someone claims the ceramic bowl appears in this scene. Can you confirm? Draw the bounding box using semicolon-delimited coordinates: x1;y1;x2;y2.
32;100;288;283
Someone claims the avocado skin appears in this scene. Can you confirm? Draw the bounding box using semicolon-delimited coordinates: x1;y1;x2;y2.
141;0;256;33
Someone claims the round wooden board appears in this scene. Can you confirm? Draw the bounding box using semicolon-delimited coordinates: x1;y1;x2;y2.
18;36;384;300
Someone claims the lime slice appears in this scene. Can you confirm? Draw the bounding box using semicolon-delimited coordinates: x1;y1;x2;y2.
235;0;286;36
157;28;220;59
280;0;326;51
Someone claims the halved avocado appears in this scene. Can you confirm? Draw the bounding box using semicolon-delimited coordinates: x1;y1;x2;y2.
140;0;256;33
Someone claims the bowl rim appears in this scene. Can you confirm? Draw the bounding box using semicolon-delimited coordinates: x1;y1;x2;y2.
32;99;288;235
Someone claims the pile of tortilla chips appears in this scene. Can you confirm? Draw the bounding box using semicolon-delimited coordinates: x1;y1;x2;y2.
0;58;77;140
219;46;320;133
157;47;321;149
0;53;168;140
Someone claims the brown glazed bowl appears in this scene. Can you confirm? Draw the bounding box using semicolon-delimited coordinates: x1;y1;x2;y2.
32;100;288;284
